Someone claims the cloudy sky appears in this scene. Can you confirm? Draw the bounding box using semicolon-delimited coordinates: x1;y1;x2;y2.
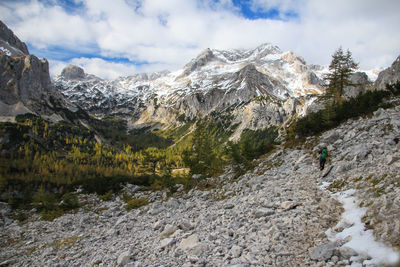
1;0;399;79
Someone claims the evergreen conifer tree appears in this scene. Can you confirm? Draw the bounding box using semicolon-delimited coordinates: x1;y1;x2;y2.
324;47;358;103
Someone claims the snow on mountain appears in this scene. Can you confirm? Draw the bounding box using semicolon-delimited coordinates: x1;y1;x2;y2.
53;43;328;129
51;43;374;135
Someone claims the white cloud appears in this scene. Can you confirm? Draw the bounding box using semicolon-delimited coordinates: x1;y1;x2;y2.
1;0;400;79
49;57;177;80
295;0;400;69
3;0;95;50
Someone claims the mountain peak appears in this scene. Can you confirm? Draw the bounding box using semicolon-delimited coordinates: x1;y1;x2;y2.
183;48;216;75
253;43;281;54
61;64;86;80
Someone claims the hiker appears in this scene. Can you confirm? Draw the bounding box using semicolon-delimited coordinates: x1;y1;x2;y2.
319;147;328;171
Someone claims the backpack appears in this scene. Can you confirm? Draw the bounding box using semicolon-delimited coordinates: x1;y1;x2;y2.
320;148;328;160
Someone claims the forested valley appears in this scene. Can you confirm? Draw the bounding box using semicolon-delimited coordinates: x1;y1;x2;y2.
0;111;279;220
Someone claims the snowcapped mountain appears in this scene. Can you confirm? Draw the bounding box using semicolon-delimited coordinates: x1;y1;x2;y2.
53;43;331;137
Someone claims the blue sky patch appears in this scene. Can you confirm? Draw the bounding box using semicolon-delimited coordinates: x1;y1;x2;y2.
37;0;85;15
231;0;298;20
28;43;147;65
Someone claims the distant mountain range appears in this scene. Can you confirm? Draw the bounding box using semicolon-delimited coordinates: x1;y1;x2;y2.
53;44;330;138
1;19;399;139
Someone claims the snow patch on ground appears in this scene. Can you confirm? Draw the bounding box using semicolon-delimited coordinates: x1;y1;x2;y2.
325;188;399;266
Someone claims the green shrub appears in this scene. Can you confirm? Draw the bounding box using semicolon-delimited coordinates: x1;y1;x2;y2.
125;198;149;211
12;209;29;223
100;189;113;201
32;187;57;211
60;193;80;210
40;209;64;221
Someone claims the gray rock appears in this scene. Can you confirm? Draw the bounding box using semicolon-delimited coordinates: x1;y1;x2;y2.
165;198;180;209
188;243;207;256
91;256;103;265
159;238;175;249
160;224;178;238
310;243;336;261
153;220;164;230
254;208;275;218
281;201;298;210
178;219;192;231
387;155;400;165
323;131;341;143
117;250;131;267
178;234;199;251
336;162;353;173
224;203;235;209
343;72;371;99
338;246;358;258
230;245;243;258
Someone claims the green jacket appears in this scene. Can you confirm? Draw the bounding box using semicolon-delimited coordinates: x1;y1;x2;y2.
320;148;328;160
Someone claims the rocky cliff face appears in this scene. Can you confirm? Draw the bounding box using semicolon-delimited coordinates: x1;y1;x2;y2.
0;21;84;122
375;55;400;89
0;21;29;56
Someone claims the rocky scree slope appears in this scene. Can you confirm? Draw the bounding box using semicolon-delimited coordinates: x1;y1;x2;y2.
0;20;87;123
1;102;400;266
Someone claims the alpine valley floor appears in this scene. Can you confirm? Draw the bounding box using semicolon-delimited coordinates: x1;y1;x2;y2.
1;105;400;266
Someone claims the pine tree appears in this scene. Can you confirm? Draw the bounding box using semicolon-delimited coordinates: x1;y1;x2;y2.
183;120;220;177
324;47;358;103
